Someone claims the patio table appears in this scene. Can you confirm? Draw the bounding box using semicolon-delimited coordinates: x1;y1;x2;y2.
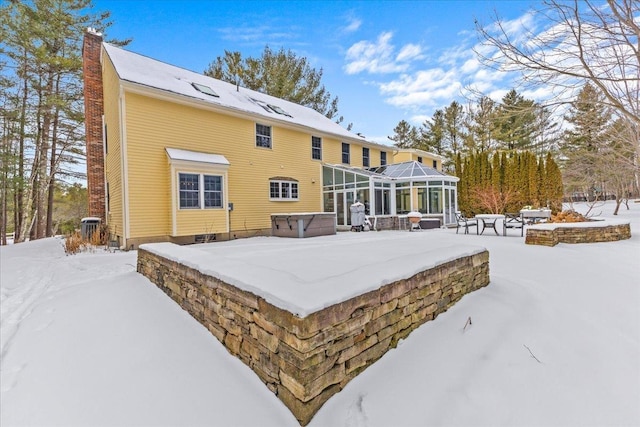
475;214;505;235
520;209;552;224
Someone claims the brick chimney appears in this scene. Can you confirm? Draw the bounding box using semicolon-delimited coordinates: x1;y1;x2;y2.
82;28;106;221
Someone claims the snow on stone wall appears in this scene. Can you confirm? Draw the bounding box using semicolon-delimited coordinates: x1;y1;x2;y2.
137;247;490;425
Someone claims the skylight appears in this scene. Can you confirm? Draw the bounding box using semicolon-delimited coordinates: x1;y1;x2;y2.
250;98;273;113
191;82;219;97
268;104;292;117
249;97;293;117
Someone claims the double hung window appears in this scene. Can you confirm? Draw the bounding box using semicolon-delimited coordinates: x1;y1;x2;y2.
342;142;350;164
312;136;322;160
179;173;223;209
362;147;370;167
256;124;272;148
203;175;222;208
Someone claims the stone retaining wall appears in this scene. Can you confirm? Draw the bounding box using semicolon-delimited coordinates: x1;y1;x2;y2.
137;248;490;425
525;222;631;246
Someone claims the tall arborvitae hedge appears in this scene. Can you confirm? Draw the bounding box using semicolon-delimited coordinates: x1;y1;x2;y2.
456;151;563;215
542;152;564;212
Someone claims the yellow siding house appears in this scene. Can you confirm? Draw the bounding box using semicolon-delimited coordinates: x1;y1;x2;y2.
82;30;459;249
393;148;444;171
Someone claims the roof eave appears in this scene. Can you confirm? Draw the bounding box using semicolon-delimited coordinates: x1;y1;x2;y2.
117;79;383;147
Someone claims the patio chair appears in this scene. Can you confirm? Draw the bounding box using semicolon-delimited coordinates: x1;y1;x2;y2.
503;212;525;236
455;211;479;235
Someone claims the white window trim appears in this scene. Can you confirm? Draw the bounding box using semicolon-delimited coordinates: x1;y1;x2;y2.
166;148;230;236
269;179;299;201
312;136;322;160
342;142;350;164
177;173;223;210
256;123;272;149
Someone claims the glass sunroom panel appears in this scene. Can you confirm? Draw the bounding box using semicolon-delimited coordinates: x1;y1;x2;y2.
428;187;443;213
323;192;334;212
396;188;411;214
418;188;428;213
322;166;334;187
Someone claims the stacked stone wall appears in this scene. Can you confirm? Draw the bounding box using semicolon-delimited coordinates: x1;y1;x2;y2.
137;248;490;425
526;223;631;246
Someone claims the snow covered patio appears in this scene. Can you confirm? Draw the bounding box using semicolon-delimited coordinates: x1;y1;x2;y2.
1;201;638;427
137;234;489;424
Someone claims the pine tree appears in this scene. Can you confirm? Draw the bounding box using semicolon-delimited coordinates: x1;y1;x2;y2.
205;46;344;123
543;152;564;212
494;89;538;151
418;109;445;155
466;96;497;153
443;101;467;157
1;0;117;242
561;83;613;201
388;120;418;148
535;156;545;207
491;152;502;192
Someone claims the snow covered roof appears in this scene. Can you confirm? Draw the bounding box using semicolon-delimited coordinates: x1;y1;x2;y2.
165;148;229;165
102;43;381;147
395;147;445;160
328;161;458;181
368;161;456;180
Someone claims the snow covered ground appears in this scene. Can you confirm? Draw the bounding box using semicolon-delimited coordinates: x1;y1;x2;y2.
2;201;639;427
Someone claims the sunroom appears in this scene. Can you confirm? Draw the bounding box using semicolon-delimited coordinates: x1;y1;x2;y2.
322;161;459;229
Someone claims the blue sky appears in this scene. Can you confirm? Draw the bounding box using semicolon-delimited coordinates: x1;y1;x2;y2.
90;0;538;145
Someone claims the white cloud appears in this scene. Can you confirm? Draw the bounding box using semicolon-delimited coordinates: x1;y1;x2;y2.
438;44;473;67
344;32;424;75
342;8;568;123
473;68;503;83
491;11;537;44
410;114;429;125
377;67;465;110
488;88;509;101
396;44;423;62
217;25;298;45
521;86;556;102
460;58;479;74
344;17;362;33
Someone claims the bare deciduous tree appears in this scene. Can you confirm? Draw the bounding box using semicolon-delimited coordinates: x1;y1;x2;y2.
475;0;639;127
